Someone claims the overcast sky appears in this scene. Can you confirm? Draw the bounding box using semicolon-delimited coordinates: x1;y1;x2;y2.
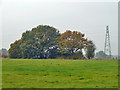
0;0;118;55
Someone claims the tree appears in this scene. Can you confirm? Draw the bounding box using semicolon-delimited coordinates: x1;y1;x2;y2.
21;25;60;59
57;30;92;59
9;25;60;59
85;43;96;59
95;51;107;59
8;40;22;58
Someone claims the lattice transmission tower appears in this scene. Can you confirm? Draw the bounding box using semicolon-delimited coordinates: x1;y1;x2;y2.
104;26;111;57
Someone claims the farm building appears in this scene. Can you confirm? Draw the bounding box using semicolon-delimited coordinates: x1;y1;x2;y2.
0;48;8;58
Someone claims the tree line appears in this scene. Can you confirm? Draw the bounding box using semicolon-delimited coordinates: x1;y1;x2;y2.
8;25;96;59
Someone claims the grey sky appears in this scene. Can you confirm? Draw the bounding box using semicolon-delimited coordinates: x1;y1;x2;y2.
1;0;118;55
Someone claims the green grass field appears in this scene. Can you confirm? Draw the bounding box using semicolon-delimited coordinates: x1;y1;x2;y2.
2;58;118;88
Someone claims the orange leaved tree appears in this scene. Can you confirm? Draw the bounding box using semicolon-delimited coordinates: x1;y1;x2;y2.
57;30;93;59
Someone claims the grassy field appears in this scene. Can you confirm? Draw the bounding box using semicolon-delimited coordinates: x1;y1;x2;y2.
2;58;118;88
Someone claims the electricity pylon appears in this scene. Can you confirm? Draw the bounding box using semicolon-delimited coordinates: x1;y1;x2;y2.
104;26;111;57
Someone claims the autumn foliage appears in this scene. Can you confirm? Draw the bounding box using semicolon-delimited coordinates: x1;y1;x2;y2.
56;30;94;59
8;25;95;59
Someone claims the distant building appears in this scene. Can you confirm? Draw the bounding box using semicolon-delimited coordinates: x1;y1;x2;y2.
0;48;8;58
